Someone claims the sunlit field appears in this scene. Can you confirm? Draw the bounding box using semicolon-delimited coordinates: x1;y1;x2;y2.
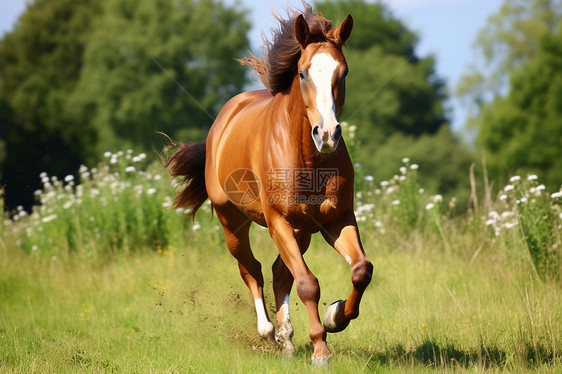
1;141;561;372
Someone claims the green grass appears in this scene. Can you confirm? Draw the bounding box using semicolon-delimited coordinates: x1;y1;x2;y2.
1;229;561;372
1;153;561;372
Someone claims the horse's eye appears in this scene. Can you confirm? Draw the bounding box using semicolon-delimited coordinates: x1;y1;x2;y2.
298;71;305;80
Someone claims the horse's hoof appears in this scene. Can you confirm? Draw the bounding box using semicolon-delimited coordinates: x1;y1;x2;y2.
323;300;350;333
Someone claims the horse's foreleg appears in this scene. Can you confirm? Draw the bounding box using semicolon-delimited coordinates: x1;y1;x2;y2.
321;209;373;333
269;218;330;364
216;206;275;342
271;232;311;356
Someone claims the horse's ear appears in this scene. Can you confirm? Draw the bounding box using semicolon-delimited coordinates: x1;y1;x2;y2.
334;14;353;47
294;14;310;49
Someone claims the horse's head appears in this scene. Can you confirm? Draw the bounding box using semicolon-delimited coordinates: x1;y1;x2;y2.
295;13;353;153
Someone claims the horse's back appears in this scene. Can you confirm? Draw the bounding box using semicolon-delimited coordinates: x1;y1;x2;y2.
204;89;272;214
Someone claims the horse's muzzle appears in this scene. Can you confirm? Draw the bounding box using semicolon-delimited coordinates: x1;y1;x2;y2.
312;124;342;153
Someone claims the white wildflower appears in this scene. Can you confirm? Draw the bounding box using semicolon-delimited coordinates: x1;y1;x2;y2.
39;172;48;179
425;203;435;211
399;167;407;174
380;181;390;187
42;214;57;223
551;191;562;199
147;188;157;195
432;194;443;203
64;175;74;182
527;175;538;181
504;185;514;192
399;176;406;181
63;201;73;210
537;184;545;191
510;175;521;182
192;222;201;231
499;194;508;201
392;200;400;206
410;164;419;170
132;156;141;163
104;151;112;158
125;166;136;173
402;157;410;163
363;175;374;182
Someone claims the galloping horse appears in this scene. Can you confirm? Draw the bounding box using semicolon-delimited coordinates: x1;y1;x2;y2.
166;3;372;364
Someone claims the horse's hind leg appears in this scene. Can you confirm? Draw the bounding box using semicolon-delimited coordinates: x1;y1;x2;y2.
271;232;311;356
271;234;310;356
215;204;275;342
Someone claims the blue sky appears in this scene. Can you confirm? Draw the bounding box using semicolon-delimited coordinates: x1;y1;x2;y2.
0;0;503;131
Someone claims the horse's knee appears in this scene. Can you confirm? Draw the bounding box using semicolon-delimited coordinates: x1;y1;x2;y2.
351;259;373;291
296;273;320;303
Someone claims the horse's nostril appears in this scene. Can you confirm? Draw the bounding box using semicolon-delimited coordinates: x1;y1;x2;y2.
334;124;342;142
312;125;320;137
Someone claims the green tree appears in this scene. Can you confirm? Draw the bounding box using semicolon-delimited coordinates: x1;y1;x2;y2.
0;0;104;210
458;0;562;187
477;29;562;187
0;0;250;210
316;0;473;203
67;0;250;157
458;0;562;113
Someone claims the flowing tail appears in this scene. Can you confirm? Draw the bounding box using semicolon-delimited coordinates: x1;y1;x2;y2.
164;140;208;218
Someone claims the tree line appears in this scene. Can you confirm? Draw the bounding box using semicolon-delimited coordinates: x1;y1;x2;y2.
1;0;561;212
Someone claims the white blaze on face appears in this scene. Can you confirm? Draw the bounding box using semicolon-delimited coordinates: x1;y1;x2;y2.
308;53;339;133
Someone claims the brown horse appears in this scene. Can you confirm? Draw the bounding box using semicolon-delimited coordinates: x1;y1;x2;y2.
166;3;372;364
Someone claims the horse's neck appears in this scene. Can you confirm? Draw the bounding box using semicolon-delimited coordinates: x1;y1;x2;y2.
276;79;324;168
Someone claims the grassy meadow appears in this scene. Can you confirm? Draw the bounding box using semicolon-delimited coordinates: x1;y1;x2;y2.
1;149;562;373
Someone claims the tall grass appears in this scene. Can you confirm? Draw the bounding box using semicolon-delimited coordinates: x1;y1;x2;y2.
1;146;561;372
2;150;221;258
